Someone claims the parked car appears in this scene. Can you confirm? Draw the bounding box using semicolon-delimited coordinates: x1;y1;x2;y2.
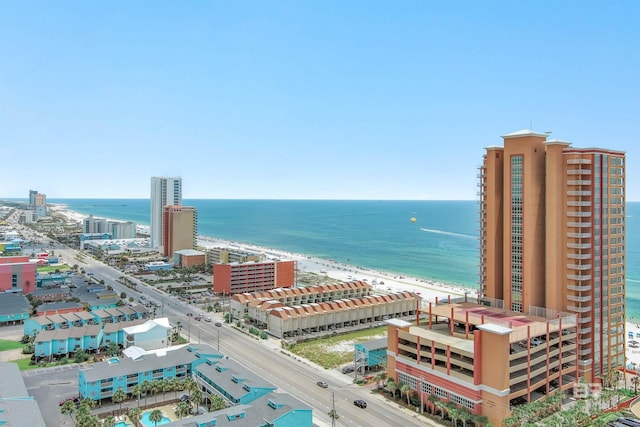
316;381;328;388
215;322;222;327
353;399;367;408
59;397;80;406
342;365;354;374
204;316;212;322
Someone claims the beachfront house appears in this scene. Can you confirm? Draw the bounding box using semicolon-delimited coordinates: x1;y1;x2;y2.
165;393;313;427
193;358;277;405
35;324;102;358
123;317;171;350
0;293;31;325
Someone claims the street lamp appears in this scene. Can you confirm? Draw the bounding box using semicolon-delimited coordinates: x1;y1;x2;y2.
215;323;222;352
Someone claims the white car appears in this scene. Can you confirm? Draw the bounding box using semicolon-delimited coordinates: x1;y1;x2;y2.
530;337;543;347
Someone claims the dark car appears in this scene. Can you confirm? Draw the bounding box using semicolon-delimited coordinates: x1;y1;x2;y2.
180;394;190;402
194;315;202;321
59;397;80;406
316;381;328;388
186;313;193;317
353;399;367;408
215;322;222;327
342;365;354;374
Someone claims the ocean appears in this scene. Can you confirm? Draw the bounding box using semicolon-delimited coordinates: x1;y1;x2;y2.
46;198;640;319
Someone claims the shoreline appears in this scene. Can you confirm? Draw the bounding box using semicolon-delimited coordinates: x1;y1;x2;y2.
49;205;478;302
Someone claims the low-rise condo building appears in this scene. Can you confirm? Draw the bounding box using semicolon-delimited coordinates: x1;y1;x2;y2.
213;260;297;295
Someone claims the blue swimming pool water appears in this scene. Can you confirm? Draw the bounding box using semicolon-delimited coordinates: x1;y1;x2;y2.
114;422;130;427
141;411;171;426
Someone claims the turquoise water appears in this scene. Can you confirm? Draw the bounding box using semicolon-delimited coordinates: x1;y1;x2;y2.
141;411;170;426
46;198;640;319
115;422;130;427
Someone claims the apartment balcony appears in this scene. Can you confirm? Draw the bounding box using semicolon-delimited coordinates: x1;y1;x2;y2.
567;305;592;313
578;347;592;356
567;253;592;260
567;211;592;218
578;316;592;324
568;295;592;303
567;190;592;197
578;358;593;366
567;169;592;175
567;274;591;281
567;232;592;239
567;158;592;165
567;181;592;187
567;284;592;292
567;263;592;270
567;243;592;250
579;327;592;334
578;337;592;345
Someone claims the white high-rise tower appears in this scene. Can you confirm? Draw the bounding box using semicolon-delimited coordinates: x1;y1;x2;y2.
150;176;182;249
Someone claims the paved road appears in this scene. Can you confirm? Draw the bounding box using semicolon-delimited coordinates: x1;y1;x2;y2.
5;221;442;427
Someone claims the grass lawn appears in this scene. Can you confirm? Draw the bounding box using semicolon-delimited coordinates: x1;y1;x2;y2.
14;357;36;370
0;339;24;351
37;264;71;273
287;326;387;369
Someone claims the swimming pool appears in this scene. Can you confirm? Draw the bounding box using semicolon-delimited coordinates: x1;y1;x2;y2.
114;422;130;427
141;410;171;426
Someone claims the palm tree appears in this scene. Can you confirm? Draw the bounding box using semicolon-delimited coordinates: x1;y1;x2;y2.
190;389;203;414
183;377;198;399
151;379;163;404
471;413;490;427
112;388;127;414
458;406;472;427
148;409;164;427
434;398;446;420
102;415;116;427
131;384;143;408
175;401;191;419
632;375;640;394
385;379;396;399
427;394;439;415
446;402;459;426
128;407;142;427
210;395;226;412
166;377;179;399
60;399;77;426
373;371;387;389
400;383;411;405
141;380;152;407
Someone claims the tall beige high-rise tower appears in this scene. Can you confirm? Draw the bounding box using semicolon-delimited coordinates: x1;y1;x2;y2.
162;205;197;258
479;129;626;382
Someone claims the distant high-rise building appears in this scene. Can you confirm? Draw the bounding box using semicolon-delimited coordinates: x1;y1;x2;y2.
28;190;38;209
478;129;625;382
34;192;47;217
83;215;108;234
150;176;182;249
162;205;197;258
108;221;137;239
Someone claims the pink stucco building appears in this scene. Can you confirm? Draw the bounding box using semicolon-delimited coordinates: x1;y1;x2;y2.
0;256;36;294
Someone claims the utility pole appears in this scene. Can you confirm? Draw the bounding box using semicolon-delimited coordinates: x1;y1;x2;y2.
331;392;336;427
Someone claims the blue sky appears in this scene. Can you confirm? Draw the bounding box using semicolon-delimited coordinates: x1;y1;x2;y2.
1;1;638;200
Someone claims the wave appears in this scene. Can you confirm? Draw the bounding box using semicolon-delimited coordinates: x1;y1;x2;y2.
419;228;476;239
627;279;640;283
